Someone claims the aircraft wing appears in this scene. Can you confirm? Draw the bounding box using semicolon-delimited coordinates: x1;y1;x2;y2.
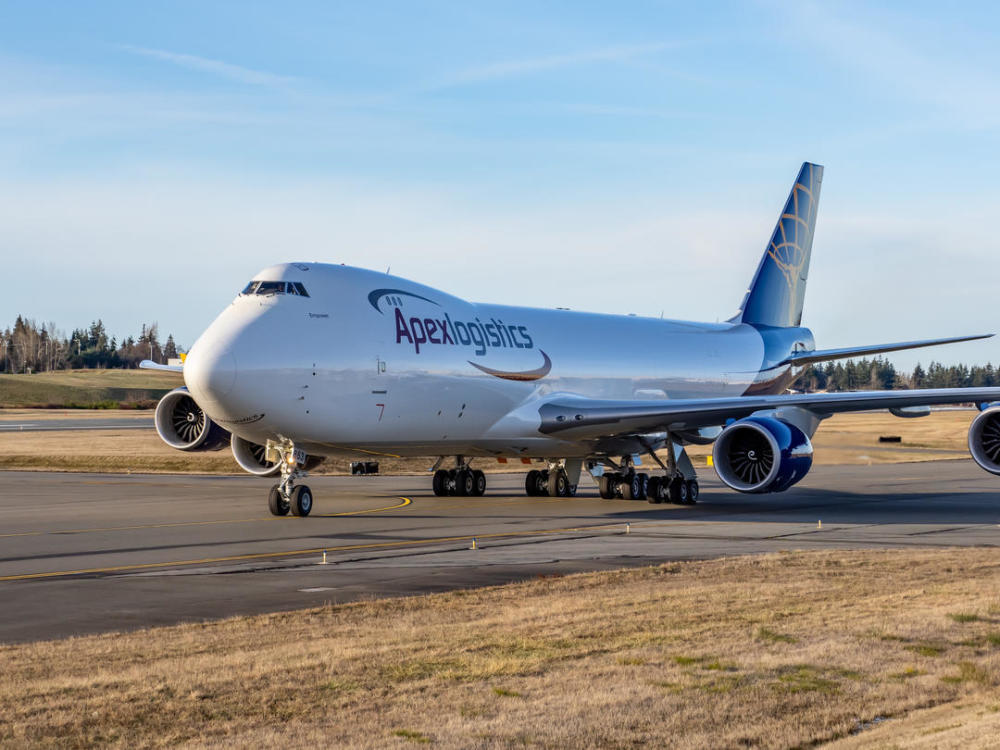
139;359;183;373
537;387;1000;440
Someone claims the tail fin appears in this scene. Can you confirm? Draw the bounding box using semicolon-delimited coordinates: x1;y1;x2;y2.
736;162;823;328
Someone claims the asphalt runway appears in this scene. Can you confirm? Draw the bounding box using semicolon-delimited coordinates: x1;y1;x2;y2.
2;461;1000;643
0;416;153;431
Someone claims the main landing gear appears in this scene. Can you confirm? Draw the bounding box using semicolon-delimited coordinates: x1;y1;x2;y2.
524;459;580;497
525;467;577;497
266;438;313;517
432;457;487;497
595;446;699;504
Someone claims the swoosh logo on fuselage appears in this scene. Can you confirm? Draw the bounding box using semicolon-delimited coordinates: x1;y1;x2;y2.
468;350;552;381
368;288;440;314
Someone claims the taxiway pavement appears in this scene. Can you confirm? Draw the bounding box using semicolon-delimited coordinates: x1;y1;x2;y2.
0;416;153;432
2;461;999;643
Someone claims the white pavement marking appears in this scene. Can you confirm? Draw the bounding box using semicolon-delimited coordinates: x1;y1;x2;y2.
298;587;334;593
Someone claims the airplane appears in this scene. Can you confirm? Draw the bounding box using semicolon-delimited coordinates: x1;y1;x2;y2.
142;162;1000;517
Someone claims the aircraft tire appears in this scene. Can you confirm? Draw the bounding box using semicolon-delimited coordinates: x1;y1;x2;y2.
458;469;475;496
290;485;313;516
268;484;289;516
686;479;699;504
646;476;662;504
473;470;487;496
669;479;689;505
598;475;613;499
548;471;567;497
525;470;540;496
621;475;634;500
432;469;448;496
637;473;649;501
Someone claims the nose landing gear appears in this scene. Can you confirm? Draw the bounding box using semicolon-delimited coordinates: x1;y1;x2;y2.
266;438;313;516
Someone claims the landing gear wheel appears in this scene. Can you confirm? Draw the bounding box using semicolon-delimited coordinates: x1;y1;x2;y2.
526;469;540;496
686;479;699;504
472;470;487;497
622;473;641;500
669;478;689;505
432;469;449;497
598;475;614;499
646;476;662;504
290;485;313;516
456;469;475;496
268;484;289;516
548;471;568;497
637;473;649;501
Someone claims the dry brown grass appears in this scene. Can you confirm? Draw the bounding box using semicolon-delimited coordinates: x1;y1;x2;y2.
3;548;1000;748
0;409;978;474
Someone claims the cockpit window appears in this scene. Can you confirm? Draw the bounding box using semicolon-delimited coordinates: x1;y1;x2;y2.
255;281;286;296
240;280;310;297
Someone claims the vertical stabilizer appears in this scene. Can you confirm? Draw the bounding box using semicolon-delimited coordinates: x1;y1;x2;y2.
737;162;823;328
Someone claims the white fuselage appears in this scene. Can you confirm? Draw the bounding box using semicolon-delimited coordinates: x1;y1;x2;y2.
183;263;803;459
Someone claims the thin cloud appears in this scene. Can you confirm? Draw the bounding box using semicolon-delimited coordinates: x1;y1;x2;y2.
119;45;297;87
427;42;670;90
774;2;1000;125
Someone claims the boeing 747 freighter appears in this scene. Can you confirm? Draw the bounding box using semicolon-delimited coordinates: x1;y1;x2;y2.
143;163;1000;516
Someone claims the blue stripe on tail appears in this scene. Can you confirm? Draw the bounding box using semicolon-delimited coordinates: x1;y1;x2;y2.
737;162;823;328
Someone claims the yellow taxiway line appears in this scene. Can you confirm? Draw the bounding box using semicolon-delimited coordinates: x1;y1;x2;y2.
0;513;622;582
0;497;413;539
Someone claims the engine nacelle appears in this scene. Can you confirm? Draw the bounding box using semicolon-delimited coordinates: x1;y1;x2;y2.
231;435;281;476
154;387;230;452
969;407;1000;475
231;436;325;476
712;416;813;493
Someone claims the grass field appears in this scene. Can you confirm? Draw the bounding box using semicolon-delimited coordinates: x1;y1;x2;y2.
0;409;980;474
0;369;181;408
2;548;1000;748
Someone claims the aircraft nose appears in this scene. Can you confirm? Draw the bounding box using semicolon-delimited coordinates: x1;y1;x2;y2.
184;344;238;404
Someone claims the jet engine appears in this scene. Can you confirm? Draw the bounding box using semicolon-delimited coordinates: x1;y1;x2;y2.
712;416;813;493
969;406;1000;475
231;435;281;476
154;387;230;452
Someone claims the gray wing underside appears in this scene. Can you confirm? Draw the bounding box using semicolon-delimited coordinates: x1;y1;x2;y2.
538;387;1000;440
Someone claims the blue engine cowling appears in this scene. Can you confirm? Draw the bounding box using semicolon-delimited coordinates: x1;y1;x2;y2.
712;416;813;493
969;406;1000;476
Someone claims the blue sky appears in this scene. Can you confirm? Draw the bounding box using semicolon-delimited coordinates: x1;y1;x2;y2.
1;1;998;369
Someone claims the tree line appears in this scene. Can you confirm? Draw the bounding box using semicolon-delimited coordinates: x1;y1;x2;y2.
0;316;180;373
793;357;1000;391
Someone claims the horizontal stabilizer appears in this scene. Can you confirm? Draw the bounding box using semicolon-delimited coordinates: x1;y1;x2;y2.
139;359;183;373
780;334;994;367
